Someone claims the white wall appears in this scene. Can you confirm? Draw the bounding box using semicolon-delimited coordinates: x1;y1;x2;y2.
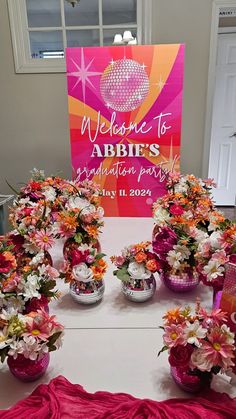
152;0;213;176
0;0;213;197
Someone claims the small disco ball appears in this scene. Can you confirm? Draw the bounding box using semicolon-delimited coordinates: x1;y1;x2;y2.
100;58;149;112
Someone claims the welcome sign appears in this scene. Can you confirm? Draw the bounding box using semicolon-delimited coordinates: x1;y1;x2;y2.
66;44;185;216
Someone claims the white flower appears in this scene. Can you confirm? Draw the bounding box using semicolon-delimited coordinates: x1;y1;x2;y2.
153;207;170;225
43;186;57;202
209;231;222;249
127;261;151;280
80;204;96;216
221;324;235;344
166;250;182;270
8;339;25;359
29;251;45;266
173;245;191;260
190;227;208;243
23;241;40;255
19;274;40;300
66;196;90;210
203;260;224;281
184;320;207;347
78;243;91;252
0;327;12;350
190;348;213;372
9;336;41;361
174;179;188;194
72;263;94;283
19;197;30;205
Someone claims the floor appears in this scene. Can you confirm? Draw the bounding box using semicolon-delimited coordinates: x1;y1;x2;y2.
1;218;236;410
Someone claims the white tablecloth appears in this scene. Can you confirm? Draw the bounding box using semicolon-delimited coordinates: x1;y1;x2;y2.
1;218;236;410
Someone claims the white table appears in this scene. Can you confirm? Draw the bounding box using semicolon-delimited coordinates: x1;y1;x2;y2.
1;218;236;410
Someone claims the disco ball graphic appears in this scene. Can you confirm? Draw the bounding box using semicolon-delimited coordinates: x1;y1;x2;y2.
100;59;149;112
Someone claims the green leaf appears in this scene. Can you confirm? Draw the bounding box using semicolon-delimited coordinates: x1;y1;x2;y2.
74;233;82;244
116;268;131;283
157;346;168;357
0;347;9;363
47;331;62;351
95;253;106;260
40;279;56;298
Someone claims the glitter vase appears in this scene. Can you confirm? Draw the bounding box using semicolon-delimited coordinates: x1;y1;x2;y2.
171;366;212;393
161;271;199;292
63;238;101;261
24;295;49;314
69;279;105;304
7;353;50;382
122;275;156;302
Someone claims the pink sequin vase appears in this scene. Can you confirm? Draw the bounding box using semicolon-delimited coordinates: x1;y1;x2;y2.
161;271;199;292
171;366;212;393
7;353;50;382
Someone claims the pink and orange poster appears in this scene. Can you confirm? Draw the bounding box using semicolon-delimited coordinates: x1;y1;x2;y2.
66;44;185;216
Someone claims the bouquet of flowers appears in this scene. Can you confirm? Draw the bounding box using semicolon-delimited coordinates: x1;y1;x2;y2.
61;244;107;293
159;301;235;387
0;309;64;363
152;173;224;277
196;219;236;290
9;169;104;251
111;241;160;289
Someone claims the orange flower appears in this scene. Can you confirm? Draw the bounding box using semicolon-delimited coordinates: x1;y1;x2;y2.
85;225;98;239
91;266;103;280
135;251;147;263
163;308;183;325
97;259;107;271
146;259;159;272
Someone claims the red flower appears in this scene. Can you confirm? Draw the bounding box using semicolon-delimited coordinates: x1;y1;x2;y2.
169;204;184;216
168;344;193;368
29;181;41;191
71;249;90;267
0;252;16;273
229;254;236;264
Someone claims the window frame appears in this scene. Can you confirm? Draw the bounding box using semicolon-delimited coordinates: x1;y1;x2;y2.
8;0;152;74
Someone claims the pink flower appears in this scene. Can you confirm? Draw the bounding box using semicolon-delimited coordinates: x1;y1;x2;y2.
211;249;228;265
34;230;54;250
163;324;186;348
114;256;126;267
71;249;90;267
190;328;235;372
86;255;95;264
169;204;184;216
44;265;59;279
198;308;228;327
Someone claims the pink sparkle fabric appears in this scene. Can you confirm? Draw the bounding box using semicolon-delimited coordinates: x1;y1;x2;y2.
1;375;236;418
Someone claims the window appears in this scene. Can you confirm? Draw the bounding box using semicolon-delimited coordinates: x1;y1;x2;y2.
8;0;152;73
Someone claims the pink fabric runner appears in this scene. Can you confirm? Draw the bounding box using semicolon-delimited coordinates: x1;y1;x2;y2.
1;375;236;418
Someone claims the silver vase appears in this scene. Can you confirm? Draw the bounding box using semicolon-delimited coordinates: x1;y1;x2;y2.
122;275;156;302
69;280;105;304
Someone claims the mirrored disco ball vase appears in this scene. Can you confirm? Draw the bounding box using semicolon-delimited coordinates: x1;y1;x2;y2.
100;59;149;112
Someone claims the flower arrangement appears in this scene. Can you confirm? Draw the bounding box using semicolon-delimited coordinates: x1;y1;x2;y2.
0;309;64;363
61;244;107;293
111;241;160;289
159;301;235;386
9;169;104;251
152;173;225;278
196;219;236;290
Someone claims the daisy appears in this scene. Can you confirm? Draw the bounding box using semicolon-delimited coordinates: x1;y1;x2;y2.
184;320;207;347
34;229;54;250
163;324;186;347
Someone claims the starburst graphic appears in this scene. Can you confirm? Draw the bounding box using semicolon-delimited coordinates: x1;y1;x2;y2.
68;48;102;103
154;75;167;91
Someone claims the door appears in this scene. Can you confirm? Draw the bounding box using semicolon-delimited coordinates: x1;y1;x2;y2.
209;34;236;205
